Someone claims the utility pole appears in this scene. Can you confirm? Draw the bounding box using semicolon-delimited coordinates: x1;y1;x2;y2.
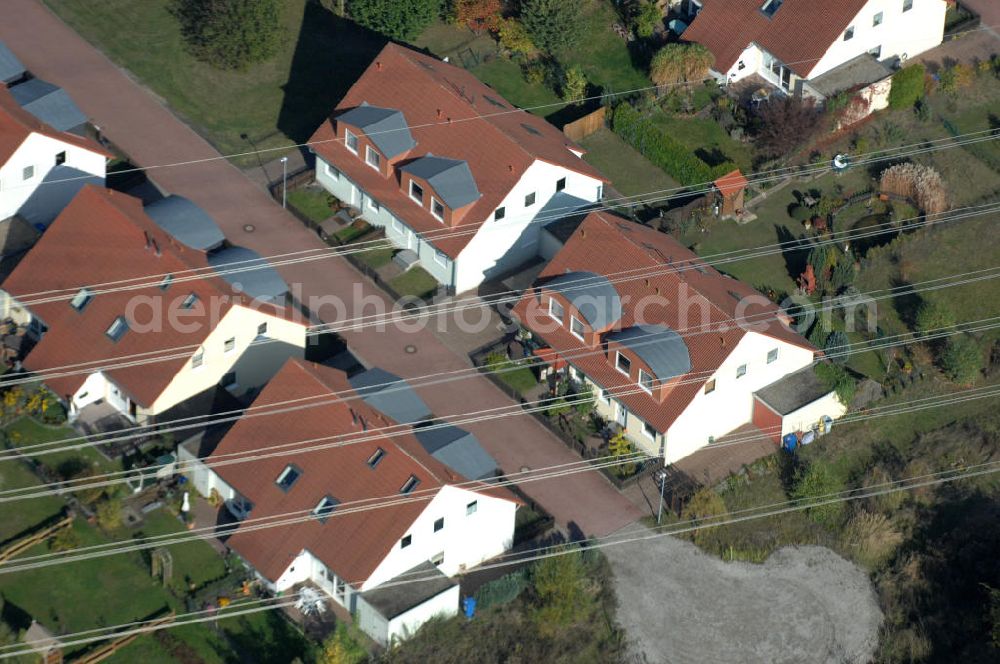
656;468;666;525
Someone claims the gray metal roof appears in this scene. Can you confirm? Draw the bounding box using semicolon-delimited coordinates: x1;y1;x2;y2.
400;155;481;209
543;271;622;330
755;366;831;415
17;165;102;229
9;78;87;131
336;102;416;159
0;41;25;84
145;195;226;251
606;324;692;381
807;54;893;98
348;367;432;425
360;561;456;620
207;246;289;302
414;425;497;481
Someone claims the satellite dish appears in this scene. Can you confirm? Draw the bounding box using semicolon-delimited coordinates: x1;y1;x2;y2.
832;154;850;171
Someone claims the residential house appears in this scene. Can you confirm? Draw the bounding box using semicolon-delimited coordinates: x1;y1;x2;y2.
0;40;26;86
309;43;608;294
513;211;845;463
0;84;108;229
185;358;518;646
683;0;945;98
0;186;308;423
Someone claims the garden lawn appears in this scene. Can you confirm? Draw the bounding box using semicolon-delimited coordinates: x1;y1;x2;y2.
389;267;439;299
4;417;119;476
497;364;538;396
353;245;395;270
0;462;64;543
287;187;333;224
561;0;650;96
650;112;754;173
45;0;386;165
579;127;680;200
137;508;228;592
470;57;566;115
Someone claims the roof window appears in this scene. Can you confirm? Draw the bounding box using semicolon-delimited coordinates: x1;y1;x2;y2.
70;288;93;312
312;495;340;523
761;0;783;18
105;316;129;342
276;464;301;492
400;475;420;495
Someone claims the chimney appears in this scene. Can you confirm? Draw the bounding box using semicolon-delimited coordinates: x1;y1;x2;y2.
720;335;726;348
580;229;586;238
507;164;514;172
376;61;382;71
436;109;443;119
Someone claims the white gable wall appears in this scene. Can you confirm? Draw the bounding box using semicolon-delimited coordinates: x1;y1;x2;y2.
665;331;815;463
0;132;106;221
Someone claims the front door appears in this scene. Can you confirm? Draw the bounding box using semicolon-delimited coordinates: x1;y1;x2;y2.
613;400;628;428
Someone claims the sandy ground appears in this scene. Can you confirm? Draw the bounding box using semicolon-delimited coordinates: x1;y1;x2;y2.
607;527;882;664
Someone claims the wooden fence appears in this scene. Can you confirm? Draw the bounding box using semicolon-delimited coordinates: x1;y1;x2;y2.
0;514;73;564
69;612;176;664
562;107;607;142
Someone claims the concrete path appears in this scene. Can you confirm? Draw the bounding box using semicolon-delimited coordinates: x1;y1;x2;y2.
0;0;641;537
607;526;882;664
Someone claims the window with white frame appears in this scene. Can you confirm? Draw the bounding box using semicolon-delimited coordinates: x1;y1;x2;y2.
600;388;611;404
275;464;301;492
569;316;585;340
22;165;34;181
224;337;235;353
400;534;412;548
433;517;444;532
616;352;632;376
400;475;420;494
524;192;536;207
736;363;747;379
902;0;912;11
872;11;883;27
431;197;445;221
70;288;93;312
409;180;424;204
312;495;339;522
547;297;564;322
494;206;505;221
191;351;204;369
643;421;657;440
434;250;448;267
843;25;855;40
345;129;358;154
868;45;882;58
325;162;340;179
258;322;268;336
638;369;654;394
182;293;198;309
367;197;380;212
105;316;129;342
431;552;444;566
365;145;381;170
367;447;385;468
466;500;478;515
766;347;779;364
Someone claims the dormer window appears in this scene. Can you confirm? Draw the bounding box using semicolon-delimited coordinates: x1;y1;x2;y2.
409;180;424;205
345;129;359;154
105;316;129;342
365;145;381;170
400;475;420;495
431;197;445;221
367;447;385;468
639;369;654;394
570;316;585;341
312;495;339;523
70;288;93;312
616;352;632;376
275;464;301;492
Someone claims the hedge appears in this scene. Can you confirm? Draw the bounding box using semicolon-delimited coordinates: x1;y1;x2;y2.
611;103;736;186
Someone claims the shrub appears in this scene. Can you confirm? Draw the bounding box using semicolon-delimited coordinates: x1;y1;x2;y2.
48;526;81;552
754;96;824;159
347;0;441;40
681;487;728;546
842;510;903;569
634;1;662;38
561;66;587;103
171;0;282;71
521;0;584;55
611;103;735;185
940;335;983;384
914;300;955;337
318;623;366;664
814;361;856;406
95;497;124;531
475;569;529;610
823;331;851;365
497;18;537;57
791;461;846;527
521;59;546;85
887;64;926;110
649;43;714;88
531;547;594;634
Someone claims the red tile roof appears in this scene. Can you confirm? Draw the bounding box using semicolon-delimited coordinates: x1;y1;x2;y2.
309;43;607;259
512;211;814;432
714;169;748;197
1;186;297;406
0;85;111;164
212;358;515;585
683;0;868;78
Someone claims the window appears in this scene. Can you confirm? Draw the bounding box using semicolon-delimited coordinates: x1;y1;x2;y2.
547;297;564;322
275;465;301;492
257;322;268;336
191;351;204;369
400;535;412;549
872;11;883;26
556;177;566;192
494;207;505;221
182;293;198;309
524;192;536;207
345;129;358;154
616;352;632;376
312;496;339;522
736;364;747;379
433;517;444;532
569;316;585;341
221;371;237;388
224;337;235;353
365;145;381;170
70;288;93;312
105;316;129;342
643;421;657;440
431;552;444;566
761;0;783;18
55;151;66;166
400;475;420;494
391;217;404;233
600;388;611;404
368;197;380;212
324;162;340;180
902;0;912;11
766;348;779;364
466;500;478;516
159;274;173;290
704;379;716;394
22;165;34;181
367;447;385;468
434;250;448;267
431;197;445;221
843;25;855;40
868;45;882;58
638;369;654;394
409;180;424;204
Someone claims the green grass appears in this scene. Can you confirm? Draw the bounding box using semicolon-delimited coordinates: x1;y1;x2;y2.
354;245;395;269
579;127;680;199
470;57;565;115
497;365;539;396
45;0;386;165
560;0;650;96
287;187;333;223
389;266;439;299
0;462;64;543
136;509;228;592
5;417;120;476
650;111;754;173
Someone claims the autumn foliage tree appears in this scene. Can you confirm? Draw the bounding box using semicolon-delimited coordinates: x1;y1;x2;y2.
649;43;714;88
753;96;824;158
455;0;502;34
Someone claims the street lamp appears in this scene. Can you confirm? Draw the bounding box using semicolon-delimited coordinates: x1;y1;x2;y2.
280;156;288;209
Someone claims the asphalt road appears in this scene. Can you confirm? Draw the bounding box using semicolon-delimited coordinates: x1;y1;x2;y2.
0;0;642;537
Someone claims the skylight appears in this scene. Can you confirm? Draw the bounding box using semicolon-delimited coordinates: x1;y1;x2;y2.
483;95;506;109
312;495;339;522
761;0;783;17
181;292;198;309
70;288;93;312
160;274;173;290
400;475;420;495
276;465;301;492
367;447;385;469
521;123;542;137
105;316;129;342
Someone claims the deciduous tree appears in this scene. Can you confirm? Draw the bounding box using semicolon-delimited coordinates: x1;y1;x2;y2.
347;0;441;41
455;0;501;34
521;0;583;55
754;96;823;158
172;0;282;71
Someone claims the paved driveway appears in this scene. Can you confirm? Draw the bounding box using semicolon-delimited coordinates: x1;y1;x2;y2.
0;0;641;537
607;526;881;664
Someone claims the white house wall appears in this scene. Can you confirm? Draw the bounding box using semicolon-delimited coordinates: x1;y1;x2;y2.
0;132;105;222
385;584;460;646
148;304;307;417
69;371;125;414
809;0;946;79
721;44;764;84
781;391;847;438
362;485;516;591
665;332;815;463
